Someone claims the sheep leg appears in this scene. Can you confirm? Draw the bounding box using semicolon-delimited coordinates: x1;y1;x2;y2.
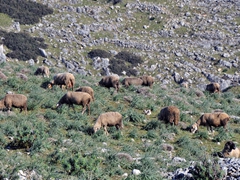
87;104;90;115
104;126;109;135
210;126;213;132
7;107;11;115
82;105;86;114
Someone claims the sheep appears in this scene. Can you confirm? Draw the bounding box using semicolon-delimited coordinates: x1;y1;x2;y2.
0;94;27;113
122;77;143;88
56;92;92;115
221;141;240;158
48;72;75;91
206;82;220;93
190;112;230;133
34;66;50;78
75;86;95;101
93;112;123;135
158;106;180;126
98;75;120;92
139;75;154;88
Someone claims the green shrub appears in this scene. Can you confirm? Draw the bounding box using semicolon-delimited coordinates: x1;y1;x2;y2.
130;157;162;179
125;109;144;123
212;127;231;142
146;130;158;139
0;131;7;146
1;121;16;136
191;156;224;180
129;128;138;138
1;30;48;61
109;58;138;76
114;51;143;66
88;49;111;58
112;131;123;140
0;0;53;24
108;0;122;5
233;128;240;134
195;131;209;140
61;153;101;176
144;120;161;130
175;136;206;160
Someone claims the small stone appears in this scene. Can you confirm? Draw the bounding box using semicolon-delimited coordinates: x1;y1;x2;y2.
132;169;141;175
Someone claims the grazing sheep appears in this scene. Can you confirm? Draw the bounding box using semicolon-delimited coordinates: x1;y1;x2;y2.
93;112;123;135
122;77;143;87
56;92;92;115
0;94;27;113
190;112;230;133
98;75;120;92
139;75;154;88
221;141;240;158
75;86;95;101
158;106;180;126
34;66;50;78
48;72;75;91
206;82;220;93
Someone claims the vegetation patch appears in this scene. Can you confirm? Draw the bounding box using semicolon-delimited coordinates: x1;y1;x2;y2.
0;30;48;61
88;49;112;59
0;0;53;25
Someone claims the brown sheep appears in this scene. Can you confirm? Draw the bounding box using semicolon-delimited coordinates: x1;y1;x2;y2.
221;141;240;158
56;92;92;115
139;75;154;88
122;77;143;88
0;94;27;113
206;82;220;93
48;72;75;91
75;86;95;101
190;112;230;133
98;75;120;92
34;66;50;78
93;112;123;135
158;106;180;126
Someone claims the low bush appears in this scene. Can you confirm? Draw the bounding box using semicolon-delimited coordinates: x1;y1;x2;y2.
0;0;53;25
109;58;138;76
1;30;48;61
124;109;145;123
144;120;161;130
212;127;232;142
191;156;224;179
88;49;112;59
114;51;143;66
194;131;209;140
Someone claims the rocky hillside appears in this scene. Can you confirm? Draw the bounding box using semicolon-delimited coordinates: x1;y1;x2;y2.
1;0;240;91
1;1;240;179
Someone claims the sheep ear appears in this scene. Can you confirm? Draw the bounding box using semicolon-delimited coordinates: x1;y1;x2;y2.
231;143;236;149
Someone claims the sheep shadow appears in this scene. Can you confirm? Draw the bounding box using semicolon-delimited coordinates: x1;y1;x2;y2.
41;81;50;89
82;126;95;136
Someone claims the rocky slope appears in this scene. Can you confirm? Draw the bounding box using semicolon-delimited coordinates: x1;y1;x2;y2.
2;0;237;91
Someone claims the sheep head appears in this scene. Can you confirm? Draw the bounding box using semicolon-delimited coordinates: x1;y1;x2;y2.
224;141;236;152
93;126;100;133
48;81;54;89
190;123;198;133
